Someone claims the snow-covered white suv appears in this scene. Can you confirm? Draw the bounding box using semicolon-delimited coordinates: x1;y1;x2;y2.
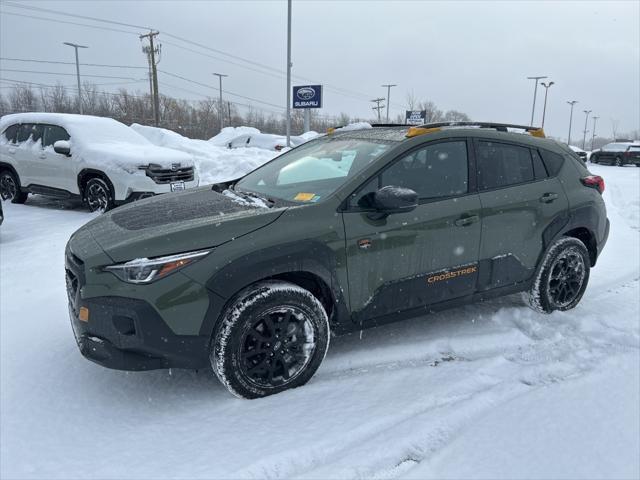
0;113;198;212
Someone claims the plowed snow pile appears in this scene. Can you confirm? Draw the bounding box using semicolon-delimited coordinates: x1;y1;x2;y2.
1;164;638;479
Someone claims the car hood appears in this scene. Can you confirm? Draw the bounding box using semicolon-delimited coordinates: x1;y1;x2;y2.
81;187;287;262
79;143;194;172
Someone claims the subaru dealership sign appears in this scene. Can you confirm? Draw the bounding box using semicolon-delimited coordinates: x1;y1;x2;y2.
293;85;323;109
406;110;426;125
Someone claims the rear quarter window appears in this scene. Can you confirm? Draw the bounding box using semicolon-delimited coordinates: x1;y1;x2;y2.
539;149;565;177
1;124;19;144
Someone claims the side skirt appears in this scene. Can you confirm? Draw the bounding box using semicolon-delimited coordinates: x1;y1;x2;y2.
335;279;532;335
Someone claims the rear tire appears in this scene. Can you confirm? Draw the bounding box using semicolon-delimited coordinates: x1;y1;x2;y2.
0;170;28;204
615;156;624;167
211;280;330;399
526;237;590;314
84;177;114;213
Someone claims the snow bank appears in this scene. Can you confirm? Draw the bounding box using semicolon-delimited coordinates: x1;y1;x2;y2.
131;123;278;184
210;127;320;150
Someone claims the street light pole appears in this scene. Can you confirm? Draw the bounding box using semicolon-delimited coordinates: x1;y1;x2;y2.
581;109;592;150
286;0;292;147
212;73;228;131
527;75;547;126
591;116;599;151
566;100;578;145
540;81;554;128
63;42;88;114
381;84;397;123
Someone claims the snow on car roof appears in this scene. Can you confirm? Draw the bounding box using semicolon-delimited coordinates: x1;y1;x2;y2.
0;112;151;147
329;126;410;143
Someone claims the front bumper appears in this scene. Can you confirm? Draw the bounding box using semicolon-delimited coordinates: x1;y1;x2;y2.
68;296;211;371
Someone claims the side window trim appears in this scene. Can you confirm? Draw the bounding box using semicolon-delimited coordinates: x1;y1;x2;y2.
344;137;475;212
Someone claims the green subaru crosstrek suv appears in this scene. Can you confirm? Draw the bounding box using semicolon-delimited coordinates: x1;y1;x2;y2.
65;122;609;398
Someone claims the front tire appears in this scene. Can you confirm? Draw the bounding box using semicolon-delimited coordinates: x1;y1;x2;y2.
615;156;624;167
0;170;28;204
526;237;590;314
211;280;330;399
84;177;114;213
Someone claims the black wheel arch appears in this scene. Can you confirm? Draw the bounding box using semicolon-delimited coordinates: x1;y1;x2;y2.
77;169;115;199
541;207;600;268
200;240;351;339
0;162;22;187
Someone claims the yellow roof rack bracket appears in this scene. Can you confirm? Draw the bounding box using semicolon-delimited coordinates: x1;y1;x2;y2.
406;126;441;138
529;128;546;138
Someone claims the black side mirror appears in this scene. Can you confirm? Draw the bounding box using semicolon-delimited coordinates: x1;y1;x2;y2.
53;140;71;156
368;185;418;220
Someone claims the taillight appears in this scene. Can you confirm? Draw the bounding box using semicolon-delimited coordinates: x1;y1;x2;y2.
581;175;605;194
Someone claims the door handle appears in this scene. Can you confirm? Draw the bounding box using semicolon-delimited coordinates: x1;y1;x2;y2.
455;215;479;227
539;192;559;203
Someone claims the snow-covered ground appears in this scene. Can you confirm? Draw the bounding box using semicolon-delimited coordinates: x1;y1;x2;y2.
1;164;638;479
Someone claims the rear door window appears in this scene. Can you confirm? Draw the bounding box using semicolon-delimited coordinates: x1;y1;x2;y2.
476;141;534;190
42;125;71;148
16;124;35;143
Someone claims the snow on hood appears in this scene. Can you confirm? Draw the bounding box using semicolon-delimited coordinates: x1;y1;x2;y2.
209;126;261;146
209;126;320;150
0;113;193;172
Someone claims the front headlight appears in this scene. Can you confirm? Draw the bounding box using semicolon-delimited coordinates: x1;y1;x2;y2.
103;249;210;284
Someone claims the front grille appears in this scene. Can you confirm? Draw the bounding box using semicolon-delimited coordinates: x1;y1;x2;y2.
145;165;194;184
65;250;85;316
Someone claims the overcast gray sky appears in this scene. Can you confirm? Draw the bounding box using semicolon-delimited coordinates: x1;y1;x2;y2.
1;0;638;140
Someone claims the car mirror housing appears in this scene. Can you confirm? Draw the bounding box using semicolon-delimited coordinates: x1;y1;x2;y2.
53;140;71;156
368;185;418;220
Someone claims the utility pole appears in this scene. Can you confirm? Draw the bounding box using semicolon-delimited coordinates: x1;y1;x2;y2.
286;0;292;147
63;42;88;114
140;31;161;126
371;98;385;122
540;81;554;128
567;100;578;145
213;73;228;132
527;75;547;126
591;116;599;151
381;84;396;123
582;109;592;150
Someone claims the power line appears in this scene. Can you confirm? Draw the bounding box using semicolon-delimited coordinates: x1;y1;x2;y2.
0;57;148;70
2;1;151;31
1;69;142;81
158;70;285;109
2;2;407;110
0;11;143;36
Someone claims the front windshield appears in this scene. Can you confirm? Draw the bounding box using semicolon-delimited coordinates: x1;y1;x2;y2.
235;137;393;203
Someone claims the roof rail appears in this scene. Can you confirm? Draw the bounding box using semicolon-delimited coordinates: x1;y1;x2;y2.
406;121;545;139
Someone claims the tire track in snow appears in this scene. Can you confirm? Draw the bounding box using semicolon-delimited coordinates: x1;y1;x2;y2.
232;280;639;480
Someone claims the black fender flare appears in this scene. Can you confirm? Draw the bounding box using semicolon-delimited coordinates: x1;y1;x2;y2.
199;239;351;338
0;162;23;188
77;169;115;199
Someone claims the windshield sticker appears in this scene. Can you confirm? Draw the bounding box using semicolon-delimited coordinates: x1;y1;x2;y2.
294;193;316;201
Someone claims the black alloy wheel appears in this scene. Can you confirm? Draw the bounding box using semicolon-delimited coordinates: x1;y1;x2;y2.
615;156;623;167
239;307;316;388
85;177;113;213
0;171;27;203
546;249;586;309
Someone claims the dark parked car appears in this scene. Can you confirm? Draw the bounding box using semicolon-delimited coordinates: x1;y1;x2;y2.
65;121;609;399
590;142;640;166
